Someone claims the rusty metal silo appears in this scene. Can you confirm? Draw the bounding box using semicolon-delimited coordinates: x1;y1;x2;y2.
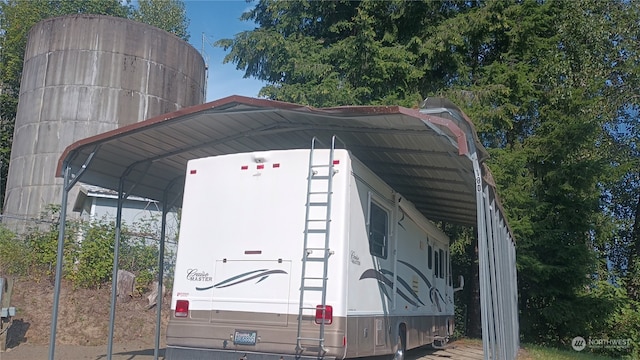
3;14;206;232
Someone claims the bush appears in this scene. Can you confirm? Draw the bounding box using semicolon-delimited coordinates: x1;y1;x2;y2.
0;226;29;275
3;206;175;294
68;220;116;289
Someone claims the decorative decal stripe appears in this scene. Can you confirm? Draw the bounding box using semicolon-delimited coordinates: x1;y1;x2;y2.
196;285;215;291
359;260;446;311
359;269;421;307
359;269;392;287
214;270;287;289
380;269;425;306
429;288;444;312
195;269;288;291
398;260;432;289
213;269;268;287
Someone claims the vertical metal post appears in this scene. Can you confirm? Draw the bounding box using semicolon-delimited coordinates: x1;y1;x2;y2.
154;192;169;360
510;232;520;357
487;199;504;359
48;166;71;360
496;218;509;358
106;179;125;360
472;158;492;360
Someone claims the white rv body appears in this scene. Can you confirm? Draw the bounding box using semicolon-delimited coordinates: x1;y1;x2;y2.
167;148;454;359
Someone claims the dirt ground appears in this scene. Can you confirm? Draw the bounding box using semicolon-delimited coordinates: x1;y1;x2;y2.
0;277;169;359
1;278;528;360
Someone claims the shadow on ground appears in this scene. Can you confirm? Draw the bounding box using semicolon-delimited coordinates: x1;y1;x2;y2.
96;348;165;360
6;319;29;349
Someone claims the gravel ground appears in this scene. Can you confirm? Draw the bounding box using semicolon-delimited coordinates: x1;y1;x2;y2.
0;340;491;360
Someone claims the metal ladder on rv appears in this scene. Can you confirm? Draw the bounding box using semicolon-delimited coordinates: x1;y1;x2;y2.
296;136;342;357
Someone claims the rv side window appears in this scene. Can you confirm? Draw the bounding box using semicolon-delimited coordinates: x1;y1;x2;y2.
439;249;445;279
368;202;388;259
428;244;433;270
434;249;439;278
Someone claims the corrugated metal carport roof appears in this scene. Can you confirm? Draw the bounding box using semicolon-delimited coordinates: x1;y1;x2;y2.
58;95;493;227
53;95;519;360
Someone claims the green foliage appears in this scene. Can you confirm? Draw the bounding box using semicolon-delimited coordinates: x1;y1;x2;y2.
0;207;168;293
68;220;116;289
220;0;640;349
131;0;190;41
217;0;440;107
0;226;28;275
521;281;639;358
447;226;478;338
120;218;161;294
22;205;79;280
523;343;617;360
597;265;640;359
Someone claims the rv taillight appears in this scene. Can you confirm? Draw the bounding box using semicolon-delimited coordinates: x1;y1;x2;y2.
315;305;333;325
175;300;189;318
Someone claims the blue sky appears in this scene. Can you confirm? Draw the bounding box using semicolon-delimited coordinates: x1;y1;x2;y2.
184;1;265;102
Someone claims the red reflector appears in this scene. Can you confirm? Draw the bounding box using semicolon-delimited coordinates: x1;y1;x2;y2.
175;300;189;317
343;336;347;347
241;165;249;170
244;250;262;255
190;169;197;174
315;305;333;325
333;160;340;165
273;163;280;168
257;164;264;170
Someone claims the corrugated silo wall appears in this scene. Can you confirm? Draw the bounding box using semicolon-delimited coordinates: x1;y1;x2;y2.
3;14;206;232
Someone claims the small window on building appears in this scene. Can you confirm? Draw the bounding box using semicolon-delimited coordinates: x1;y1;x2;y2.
434;249;439;278
368;202;388;259
428;244;433;270
439;249;445;279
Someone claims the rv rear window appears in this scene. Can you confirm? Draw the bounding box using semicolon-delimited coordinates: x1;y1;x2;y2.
368;202;388;259
428;245;433;270
434;249;439;278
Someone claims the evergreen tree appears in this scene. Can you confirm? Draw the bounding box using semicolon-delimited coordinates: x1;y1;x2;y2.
131;0;190;41
219;0;640;349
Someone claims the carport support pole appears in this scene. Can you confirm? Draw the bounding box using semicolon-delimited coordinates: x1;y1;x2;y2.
153;193;169;360
106;179;125;360
48;166;71;360
472;156;493;360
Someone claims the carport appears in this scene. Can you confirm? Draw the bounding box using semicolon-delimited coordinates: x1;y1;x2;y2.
51;95;518;360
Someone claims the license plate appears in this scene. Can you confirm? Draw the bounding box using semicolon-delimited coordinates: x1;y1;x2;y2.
234;329;257;345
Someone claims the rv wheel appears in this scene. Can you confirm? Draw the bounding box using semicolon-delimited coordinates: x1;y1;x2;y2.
392;325;406;360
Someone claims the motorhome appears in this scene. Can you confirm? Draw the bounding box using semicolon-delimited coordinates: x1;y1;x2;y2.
167;140;455;359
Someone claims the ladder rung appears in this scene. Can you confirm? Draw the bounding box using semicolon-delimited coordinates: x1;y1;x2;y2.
310;164;331;168
307;219;330;222
304;257;326;262
302;286;324;291
308;191;330;195
302;275;326;280
311;175;330;180
305;229;327;234
308;202;328;206
298;337;324;341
